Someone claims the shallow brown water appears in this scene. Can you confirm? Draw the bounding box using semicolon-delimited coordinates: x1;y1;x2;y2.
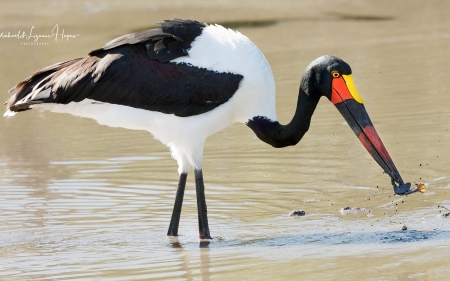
1;0;450;280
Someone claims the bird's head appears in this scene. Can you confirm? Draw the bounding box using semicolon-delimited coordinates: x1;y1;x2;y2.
301;55;411;195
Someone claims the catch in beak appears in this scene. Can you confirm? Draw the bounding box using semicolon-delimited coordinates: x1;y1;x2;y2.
330;71;412;195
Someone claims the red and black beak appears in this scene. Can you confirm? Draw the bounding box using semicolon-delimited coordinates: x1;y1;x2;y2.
330;73;412;194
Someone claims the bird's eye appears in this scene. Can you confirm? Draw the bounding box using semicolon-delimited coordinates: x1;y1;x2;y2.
331;71;340;78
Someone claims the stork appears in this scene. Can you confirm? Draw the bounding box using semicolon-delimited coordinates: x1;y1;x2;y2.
4;19;411;239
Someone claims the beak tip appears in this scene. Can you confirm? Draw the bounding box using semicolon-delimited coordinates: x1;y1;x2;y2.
393;181;413;195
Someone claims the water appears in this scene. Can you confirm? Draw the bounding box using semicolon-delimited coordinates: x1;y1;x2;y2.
1;0;450;280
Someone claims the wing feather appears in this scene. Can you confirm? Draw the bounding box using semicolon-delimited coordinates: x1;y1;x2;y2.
5;19;243;117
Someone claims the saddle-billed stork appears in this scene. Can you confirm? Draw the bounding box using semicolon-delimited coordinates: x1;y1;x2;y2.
4;19;411;239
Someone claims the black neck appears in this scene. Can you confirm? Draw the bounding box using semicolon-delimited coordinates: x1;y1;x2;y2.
246;90;320;148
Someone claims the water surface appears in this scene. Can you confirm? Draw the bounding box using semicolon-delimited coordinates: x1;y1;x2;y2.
1;0;450;280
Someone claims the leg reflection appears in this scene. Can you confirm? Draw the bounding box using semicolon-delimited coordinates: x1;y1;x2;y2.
168;236;193;281
199;245;211;281
167;236;212;281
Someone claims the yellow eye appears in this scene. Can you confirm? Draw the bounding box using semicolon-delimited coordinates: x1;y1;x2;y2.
332;71;340;78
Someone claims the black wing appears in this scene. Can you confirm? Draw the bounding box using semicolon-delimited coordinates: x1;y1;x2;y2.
90;18;206;63
6;19;243;117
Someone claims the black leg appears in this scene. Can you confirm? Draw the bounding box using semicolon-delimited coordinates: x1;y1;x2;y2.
167;173;188;236
195;169;212;239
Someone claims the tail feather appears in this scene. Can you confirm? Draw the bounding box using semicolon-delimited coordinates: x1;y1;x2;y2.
4;58;85;114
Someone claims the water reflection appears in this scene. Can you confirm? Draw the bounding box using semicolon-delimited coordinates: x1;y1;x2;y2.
200;247;212;281
168;237;211;281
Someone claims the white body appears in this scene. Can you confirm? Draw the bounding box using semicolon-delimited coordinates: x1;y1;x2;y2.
8;24;278;174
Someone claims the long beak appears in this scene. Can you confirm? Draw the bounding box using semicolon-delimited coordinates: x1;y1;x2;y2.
331;74;412;194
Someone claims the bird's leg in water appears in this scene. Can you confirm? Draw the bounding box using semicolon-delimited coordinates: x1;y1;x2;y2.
195;169;212;239
167;173;188;236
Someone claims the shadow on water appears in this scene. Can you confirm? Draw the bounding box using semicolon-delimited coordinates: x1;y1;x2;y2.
218;13;394;29
325;12;395;21
128;13;393;34
173;230;450;249
218;20;277;29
